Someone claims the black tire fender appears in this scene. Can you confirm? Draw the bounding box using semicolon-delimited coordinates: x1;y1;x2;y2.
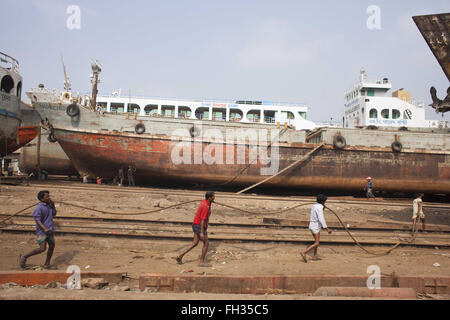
392;141;402;153
189;126;200;138
333;135;346;150
66;103;80;117
47;132;57;143
135;123;146;134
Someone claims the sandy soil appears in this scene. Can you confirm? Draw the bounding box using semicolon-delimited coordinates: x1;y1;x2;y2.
0;181;449;299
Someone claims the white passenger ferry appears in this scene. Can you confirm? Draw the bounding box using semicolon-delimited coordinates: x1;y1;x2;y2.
344;69;448;129
96;93;316;130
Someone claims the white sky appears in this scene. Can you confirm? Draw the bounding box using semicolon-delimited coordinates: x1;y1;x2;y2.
2;0;449;122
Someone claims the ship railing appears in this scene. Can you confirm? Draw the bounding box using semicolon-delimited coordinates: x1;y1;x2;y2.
0;52;19;73
97;94;309;108
314;121;342;127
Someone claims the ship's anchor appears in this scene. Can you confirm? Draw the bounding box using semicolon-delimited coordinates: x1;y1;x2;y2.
429;86;450;116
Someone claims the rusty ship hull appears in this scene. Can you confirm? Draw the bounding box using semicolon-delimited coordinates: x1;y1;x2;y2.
18;107;79;176
30;89;450;194
51;125;450;194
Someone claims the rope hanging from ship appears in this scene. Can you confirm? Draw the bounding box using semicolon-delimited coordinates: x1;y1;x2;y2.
1;199;421;256
212;127;289;187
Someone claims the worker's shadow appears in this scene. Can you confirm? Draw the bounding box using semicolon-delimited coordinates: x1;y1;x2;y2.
52;250;79;268
170;242;220;264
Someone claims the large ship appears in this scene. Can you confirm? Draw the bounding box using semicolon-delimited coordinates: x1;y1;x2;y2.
0;52;22;157
27;63;450;194
344;69;448;129
18;101;78;177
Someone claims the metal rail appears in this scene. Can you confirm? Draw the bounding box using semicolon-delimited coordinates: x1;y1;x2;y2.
2;215;449;248
20;183;450;209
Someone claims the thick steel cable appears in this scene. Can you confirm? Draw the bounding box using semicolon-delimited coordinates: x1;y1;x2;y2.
324;205;417;256
1;200;419;256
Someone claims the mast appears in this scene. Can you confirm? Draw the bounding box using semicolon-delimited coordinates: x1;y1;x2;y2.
60;55;71;92
90;59;102;111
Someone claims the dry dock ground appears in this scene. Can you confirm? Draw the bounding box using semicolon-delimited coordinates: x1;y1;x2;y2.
0;181;449;300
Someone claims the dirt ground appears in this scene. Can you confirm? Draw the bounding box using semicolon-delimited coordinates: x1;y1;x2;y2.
0;181;449;299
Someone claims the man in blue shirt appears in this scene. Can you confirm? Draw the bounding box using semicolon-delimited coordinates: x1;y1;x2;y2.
19;190;57;269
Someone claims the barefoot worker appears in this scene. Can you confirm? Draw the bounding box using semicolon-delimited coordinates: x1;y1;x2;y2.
176;191;215;267
300;194;332;263
19;190;57;269
412;193;426;233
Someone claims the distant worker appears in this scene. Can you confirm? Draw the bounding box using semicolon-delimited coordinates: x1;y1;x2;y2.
7;165;13;176
364;177;375;199
28;165;40;180
300;194;332;263
175;191;215;267
127;166;136;187
40;169;49;181
412;193;426;233
19;190;57;269
118;168;124;187
96;177;103;185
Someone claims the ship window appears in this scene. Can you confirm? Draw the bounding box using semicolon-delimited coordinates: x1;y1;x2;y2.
162;105;175;117
0;75;14;93
195;107;209;120
392;109;400;119
247;110;261;122
110;102;124;113
367;89;375;97
369;109;377;119
16;81;22;97
298;112;307;119
403;109;412;120
212;108;226;121
381;109;389;119
144;104;158;115
229;109;243;122
264;110;276;123
178;106;191;118
281;111;294;120
128;103;140;114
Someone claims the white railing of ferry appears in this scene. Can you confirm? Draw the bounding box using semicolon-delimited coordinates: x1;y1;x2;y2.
97;94;309;108
314;121;342;128
0;52;19;73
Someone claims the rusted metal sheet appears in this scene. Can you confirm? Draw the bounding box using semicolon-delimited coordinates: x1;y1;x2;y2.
139;274;450;294
0;271;125;286
313;287;417;299
413;13;450;81
5;125;39;154
53;128;450;194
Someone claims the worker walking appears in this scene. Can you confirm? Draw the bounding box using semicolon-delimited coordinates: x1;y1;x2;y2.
127;166;136;187
19;190;57;269
412;193;426;233
176;191;215;267
364;177;375;199
118;168;124;186
300;194;332;263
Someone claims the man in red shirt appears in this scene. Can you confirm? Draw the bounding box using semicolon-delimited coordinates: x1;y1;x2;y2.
176;191;215;267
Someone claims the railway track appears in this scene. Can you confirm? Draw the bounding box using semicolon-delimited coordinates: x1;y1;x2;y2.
7;182;450;209
2;214;449;249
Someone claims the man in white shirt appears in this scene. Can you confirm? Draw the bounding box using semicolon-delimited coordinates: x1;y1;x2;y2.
300;194;332;263
412;193;426;233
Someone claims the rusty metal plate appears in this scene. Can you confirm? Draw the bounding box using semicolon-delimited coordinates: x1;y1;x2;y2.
413;13;450;81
